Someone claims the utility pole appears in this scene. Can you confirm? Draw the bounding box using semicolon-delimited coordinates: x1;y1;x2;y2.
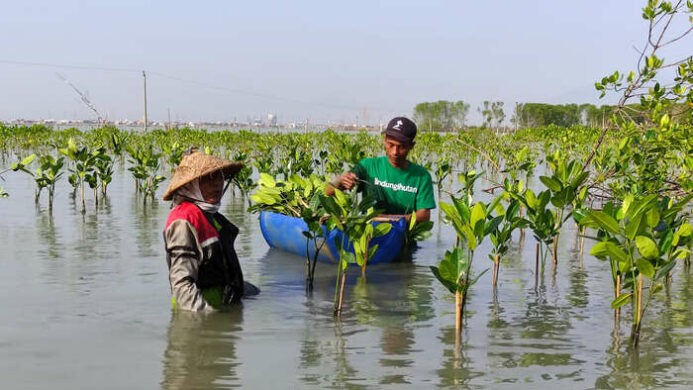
142;70;148;131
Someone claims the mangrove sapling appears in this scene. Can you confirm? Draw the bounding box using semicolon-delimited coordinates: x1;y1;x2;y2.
300;202;327;292
328;140;367;176
161;141;185;173
59;139;99;212
92;148;113;198
126;144;165;201
433;159;452;199
319;190;387;316
582;193;693;347
12;154;66;210
430;247;487;334
436;193;496;330
229;151;256;205
486;196;524;289
540;151;590;263
510;188;559;284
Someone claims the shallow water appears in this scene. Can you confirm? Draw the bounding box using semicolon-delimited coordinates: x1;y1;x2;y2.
1;168;692;389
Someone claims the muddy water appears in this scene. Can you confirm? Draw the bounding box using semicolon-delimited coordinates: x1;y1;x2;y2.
1;169;692;389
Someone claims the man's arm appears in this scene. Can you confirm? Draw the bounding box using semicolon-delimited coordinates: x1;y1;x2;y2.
414;208;431;223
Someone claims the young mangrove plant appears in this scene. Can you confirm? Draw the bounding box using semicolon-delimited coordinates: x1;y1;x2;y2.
486;193;524;289
92;147;113;198
539;151;590;261
510;187;557;284
12;153;66;209
300;198;327;292
582;193;693;347
59;138;100;212
319;190;389;317
430;247;487;335
434;191;496;333
126;144;165;201
229;150;256;205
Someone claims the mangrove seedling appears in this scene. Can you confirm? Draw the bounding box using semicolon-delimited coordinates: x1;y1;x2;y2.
430;247;487;334
582;193;693;347
437;193;497;329
319;189;387;316
126;144;165;201
59;138;99;212
12;153;65;209
229;150;256;205
539;151;589;261
486;195;524;289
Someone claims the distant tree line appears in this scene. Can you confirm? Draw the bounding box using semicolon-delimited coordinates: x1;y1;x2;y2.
413;100;691;131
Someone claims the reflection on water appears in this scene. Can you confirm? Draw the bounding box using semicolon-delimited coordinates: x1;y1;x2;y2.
161;310;243;390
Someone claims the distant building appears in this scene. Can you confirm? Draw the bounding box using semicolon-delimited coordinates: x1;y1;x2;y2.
267;113;277;127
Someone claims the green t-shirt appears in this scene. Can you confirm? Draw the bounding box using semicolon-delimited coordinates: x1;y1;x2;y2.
352;156;436;215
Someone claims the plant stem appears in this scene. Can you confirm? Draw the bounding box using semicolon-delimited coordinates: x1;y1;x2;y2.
535;242;539;288
335;271;347;318
492;254;500;288
615;272;621;322
631;274;644;347
455;291;462;334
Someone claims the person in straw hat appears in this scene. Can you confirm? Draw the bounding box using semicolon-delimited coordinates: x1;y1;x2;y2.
163;149;259;311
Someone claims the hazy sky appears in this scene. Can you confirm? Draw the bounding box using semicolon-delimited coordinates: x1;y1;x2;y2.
0;1;689;125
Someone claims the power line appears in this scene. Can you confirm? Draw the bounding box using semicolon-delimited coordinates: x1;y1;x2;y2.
0;59;139;73
0;59;402;116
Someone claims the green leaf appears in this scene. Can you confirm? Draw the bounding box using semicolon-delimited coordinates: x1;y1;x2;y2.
21;154;37;166
611;293;632;309
659;229;674;253
635;235;659;260
646;208;660;228
636;258;655;278
625;212;644;241
673;222;692;246
587;210;620;235
539;176;562;192
654;260;677;281
430;266;457;294
470;203;485;228
374;223;392;237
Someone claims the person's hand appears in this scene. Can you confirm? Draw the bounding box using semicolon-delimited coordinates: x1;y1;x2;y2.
339;172;358;190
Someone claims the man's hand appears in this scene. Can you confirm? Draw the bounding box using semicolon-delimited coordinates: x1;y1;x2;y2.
338;172;358;190
326;172;358;196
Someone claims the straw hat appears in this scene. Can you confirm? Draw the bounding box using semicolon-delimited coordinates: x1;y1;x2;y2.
162;151;243;201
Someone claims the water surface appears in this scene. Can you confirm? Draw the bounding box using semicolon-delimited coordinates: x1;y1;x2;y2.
1;169;692;389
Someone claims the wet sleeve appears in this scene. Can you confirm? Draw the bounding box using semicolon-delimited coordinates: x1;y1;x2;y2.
165;220;214;312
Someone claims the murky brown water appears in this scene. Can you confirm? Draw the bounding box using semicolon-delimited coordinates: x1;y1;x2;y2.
1;168;692;389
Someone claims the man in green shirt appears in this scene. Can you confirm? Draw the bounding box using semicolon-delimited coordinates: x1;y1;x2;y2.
326;116;436;223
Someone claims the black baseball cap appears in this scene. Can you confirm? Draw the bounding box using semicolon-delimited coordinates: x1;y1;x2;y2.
383;117;417;144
